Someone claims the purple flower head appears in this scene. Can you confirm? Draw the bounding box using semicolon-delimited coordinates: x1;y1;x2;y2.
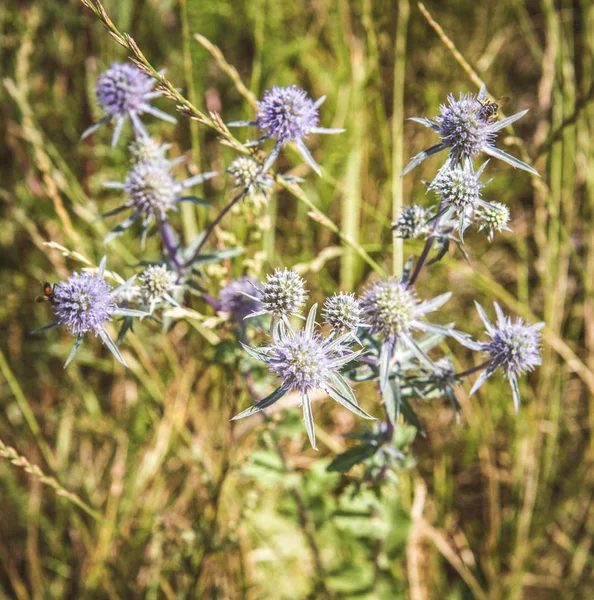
101;148;217;246
392;204;433;240
232;305;374;449
257;85;319;145
470;302;544;411
322;292;365;336
402;86;538;176
52;271;116;337
228;85;344;176
33;257;148;368
219;276;263;323
82;62;176;148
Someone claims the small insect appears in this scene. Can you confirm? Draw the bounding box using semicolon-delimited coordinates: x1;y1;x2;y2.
477;96;509;122
35;282;56;303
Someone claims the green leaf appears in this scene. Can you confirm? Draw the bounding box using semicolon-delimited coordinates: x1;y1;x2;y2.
231;386;287;420
326;443;377;472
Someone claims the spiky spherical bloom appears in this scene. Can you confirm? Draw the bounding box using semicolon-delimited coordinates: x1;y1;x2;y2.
129;138;170;166
227;156;273;201
82;62;176;148
219;276;263;323
429;161;498;239
252;268;308;321
359;277;474;355
477;201;511;241
139;265;178;311
392;205;432;239
101;158;216;245
228;85;344;176
33;258;147;368
322;293;365;335
126;162;177;219
232;305;374;449
402;86;538;176
257;85;319;145
470;302;544;411
52;272;116;337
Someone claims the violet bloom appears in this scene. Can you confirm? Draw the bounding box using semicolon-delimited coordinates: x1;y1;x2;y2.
470;302;544;411
228;85;344;176
402;86;538;176
82;63;176;148
232;305;375;449
32;257;146;367
219;276;263;323
101;141;216;246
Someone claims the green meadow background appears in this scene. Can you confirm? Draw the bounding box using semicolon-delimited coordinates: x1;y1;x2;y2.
1;0;592;598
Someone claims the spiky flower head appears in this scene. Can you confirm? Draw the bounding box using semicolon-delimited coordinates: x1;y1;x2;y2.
52;271;116;337
257;85;319;145
228;85;344;176
477;201;511;241
322;293;365;335
125;162;177;219
227;156;273;203
232;305;374;449
219;276;263;322
431;163;482;211
435;92;495;163
470;302;544;411
82;63;176;148
259;268;308;320
129;138;169;166
402;86;538;176
360;279;418;344
96;63;153;119
34;258;147;368
392;205;432;239
139;265;177;308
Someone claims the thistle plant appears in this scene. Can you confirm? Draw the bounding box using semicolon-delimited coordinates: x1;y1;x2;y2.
82;62;176;147
37;0;545;474
32;257;146;367
228;85;345;175
402;86;539;175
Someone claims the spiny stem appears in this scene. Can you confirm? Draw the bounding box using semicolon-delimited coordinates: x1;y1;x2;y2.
456;360;492;379
160;219;183;273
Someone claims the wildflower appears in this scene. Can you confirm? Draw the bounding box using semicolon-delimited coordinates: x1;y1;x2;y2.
248;268;308;323
32;257;146;367
359;277;474;379
470;302;544;411
139;264;179;312
402;86;538;176
476;201;511;241
219;276;263;323
81;62;176;147
100;150;216;245
392;204;433;239
129;137;171;166
429;160;498;238
232;305;375;449
228;85;344;175
227;156;273;200
322;292;365;337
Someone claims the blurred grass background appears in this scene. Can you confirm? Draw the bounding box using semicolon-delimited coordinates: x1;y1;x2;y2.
1;0;593;598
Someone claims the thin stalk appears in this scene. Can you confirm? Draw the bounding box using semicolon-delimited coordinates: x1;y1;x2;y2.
183;189;247;268
392;0;410;277
160;219;183;273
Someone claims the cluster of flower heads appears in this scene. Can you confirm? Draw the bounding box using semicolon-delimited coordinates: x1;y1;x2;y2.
394;85;538;245
37;55;545;459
